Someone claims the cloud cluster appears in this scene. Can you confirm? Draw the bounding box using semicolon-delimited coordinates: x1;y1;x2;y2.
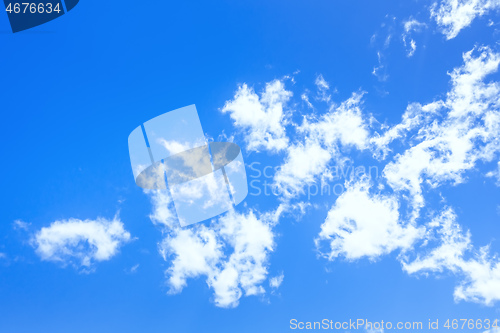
23;46;500;308
329;47;500;305
223;46;500;306
149;189;284;308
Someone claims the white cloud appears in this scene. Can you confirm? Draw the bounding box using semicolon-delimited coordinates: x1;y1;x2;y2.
274;92;370;198
221;80;293;153
431;0;500;39
269;272;284;289
33;216;131;271
300;92;369;150
316;181;424;261
160;225;223;293
274;139;331;198
453;248;500;305
210;210;276;307
154;198;282;308
402;208;500;306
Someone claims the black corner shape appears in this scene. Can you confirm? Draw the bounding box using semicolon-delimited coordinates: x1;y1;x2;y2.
4;0;79;33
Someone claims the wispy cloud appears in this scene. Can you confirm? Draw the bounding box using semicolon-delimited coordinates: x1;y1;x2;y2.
370;15;396;82
372;51;389;82
383;47;500;219
314;74;332;102
486;161;500;185
126;264;140;274
13;220;30;231
431;0;500;39
402;18;426;57
402;208;500;306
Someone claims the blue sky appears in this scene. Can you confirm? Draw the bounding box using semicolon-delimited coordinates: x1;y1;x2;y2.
1;0;500;332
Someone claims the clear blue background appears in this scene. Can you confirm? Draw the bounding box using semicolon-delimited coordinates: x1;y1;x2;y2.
1;1;499;332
